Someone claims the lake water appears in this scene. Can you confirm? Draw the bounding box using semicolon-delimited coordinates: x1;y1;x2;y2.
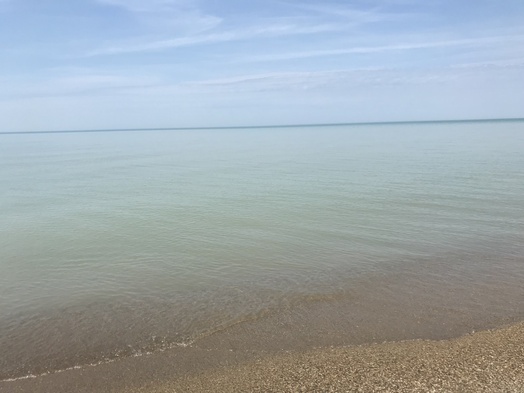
1;120;523;381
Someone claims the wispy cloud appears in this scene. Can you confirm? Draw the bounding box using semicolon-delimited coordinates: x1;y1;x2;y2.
86;22;343;56
175;61;524;94
96;0;186;13
242;34;524;63
288;2;402;23
177;68;452;93
95;0;222;34
1;71;160;99
87;0;402;57
8;59;523;101
450;61;524;71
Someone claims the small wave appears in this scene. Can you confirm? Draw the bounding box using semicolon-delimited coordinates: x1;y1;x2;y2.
0;340;195;383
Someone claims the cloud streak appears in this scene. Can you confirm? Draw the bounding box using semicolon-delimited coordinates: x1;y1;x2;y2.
86;22;344;56
96;0;187;13
5;59;524;101
287;2;406;23
241;34;524;62
95;0;222;35
86;1;414;57
0;71;161;100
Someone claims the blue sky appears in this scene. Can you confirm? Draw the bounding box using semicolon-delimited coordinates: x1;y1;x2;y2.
1;0;524;131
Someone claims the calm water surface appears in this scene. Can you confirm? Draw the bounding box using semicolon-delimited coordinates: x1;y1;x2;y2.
1;121;523;380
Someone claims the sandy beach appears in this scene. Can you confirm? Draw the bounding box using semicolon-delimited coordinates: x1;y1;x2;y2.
137;322;524;393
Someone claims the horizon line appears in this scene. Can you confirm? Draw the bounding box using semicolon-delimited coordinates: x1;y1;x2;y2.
1;117;523;135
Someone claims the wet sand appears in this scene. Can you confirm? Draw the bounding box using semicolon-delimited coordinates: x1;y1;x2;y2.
2;321;523;393
137;322;524;393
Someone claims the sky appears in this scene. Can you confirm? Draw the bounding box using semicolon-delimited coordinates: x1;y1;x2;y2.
1;0;524;131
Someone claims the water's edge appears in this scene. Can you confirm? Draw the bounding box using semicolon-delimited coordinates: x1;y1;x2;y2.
1;248;523;391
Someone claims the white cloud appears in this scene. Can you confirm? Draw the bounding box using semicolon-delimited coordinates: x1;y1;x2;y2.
4;62;522;132
241;34;524;63
290;3;395;23
96;0;186;13
0;71;160;100
177;68;448;93
95;0;222;35
86;22;343;56
5;60;523;102
86;1;404;57
163;62;523;98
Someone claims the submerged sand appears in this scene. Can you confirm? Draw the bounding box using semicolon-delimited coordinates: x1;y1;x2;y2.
136;322;524;393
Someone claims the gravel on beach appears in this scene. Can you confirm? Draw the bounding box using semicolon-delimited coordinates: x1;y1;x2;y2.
140;322;524;393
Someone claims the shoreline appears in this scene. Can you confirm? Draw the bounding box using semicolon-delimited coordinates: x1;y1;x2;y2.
137;321;524;392
2;314;523;393
4;321;521;392
2;250;523;392
2;254;523;392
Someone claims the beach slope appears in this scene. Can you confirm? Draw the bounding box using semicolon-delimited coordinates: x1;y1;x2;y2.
142;322;524;393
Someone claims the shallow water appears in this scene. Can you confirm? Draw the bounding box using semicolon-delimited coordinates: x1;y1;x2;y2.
1;120;523;380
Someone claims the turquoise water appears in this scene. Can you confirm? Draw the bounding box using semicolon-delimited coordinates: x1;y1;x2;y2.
1;120;523;379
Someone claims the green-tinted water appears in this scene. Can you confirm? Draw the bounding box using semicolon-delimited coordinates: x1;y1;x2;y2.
1;121;523;380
